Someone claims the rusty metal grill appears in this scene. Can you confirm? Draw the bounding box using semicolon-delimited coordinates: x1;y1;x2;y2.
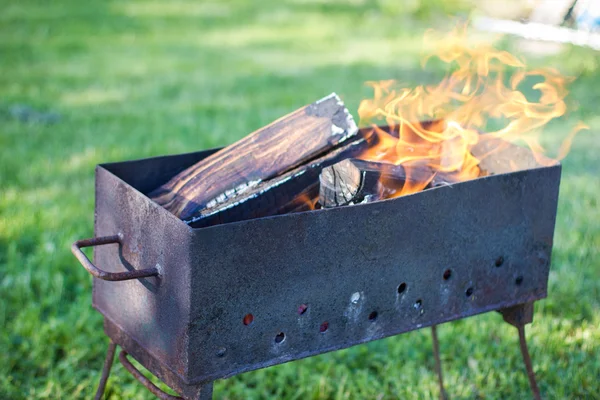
72;140;559;399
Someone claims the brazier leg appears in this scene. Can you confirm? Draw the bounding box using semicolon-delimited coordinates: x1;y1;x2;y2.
119;350;214;400
177;381;213;400
95;340;117;400
186;382;213;400
517;324;541;400
431;325;447;400
499;302;541;400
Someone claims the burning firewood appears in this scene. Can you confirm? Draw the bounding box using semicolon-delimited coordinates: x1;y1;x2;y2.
320;159;400;207
318;158;457;208
188;136;369;227
149;93;359;221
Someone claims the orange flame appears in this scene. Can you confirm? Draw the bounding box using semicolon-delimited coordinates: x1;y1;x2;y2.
358;25;587;197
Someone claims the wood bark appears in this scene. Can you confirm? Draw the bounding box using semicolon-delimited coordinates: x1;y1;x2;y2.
149;93;358;221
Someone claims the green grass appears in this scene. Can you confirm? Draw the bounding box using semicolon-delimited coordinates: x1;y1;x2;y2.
1;1;599;398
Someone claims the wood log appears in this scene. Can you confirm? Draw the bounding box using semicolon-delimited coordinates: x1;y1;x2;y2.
318;159;456;208
149;93;359;221
188;136;370;228
320;159;405;207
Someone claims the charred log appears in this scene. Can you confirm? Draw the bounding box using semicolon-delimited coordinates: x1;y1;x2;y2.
149;93;359;221
319;159;406;207
318;158;457;208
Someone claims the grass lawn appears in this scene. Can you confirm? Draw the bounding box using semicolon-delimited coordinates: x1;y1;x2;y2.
1;1;598;398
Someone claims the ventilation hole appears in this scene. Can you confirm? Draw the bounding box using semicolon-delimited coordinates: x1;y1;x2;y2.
319;321;329;333
413;299;422;310
216;347;226;358
275;332;285;343
465;287;474;297
297;304;308;315
397;282;407;294
243;314;254;326
443;269;452;280
368;311;378;321
495;256;504;267
515;276;524;285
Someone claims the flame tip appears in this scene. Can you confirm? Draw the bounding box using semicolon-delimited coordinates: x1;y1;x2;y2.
356;24;582;197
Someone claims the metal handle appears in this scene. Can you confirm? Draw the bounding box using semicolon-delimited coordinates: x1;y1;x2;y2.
71;234;159;281
119;350;182;400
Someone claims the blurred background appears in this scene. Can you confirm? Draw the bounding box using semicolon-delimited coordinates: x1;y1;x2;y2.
1;0;598;398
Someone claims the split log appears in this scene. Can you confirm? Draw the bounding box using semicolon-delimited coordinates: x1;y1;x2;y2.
319;159;407;207
319;159;456;208
149;93;359;221
188;136;370;228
